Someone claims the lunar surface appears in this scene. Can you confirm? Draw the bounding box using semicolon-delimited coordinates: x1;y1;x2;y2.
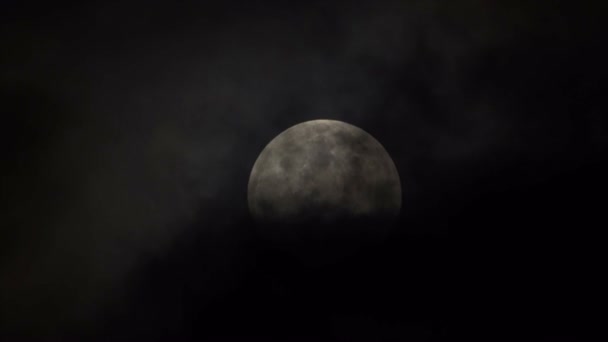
248;119;401;226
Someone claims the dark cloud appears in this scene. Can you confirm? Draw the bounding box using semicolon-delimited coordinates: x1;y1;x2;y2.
1;0;606;339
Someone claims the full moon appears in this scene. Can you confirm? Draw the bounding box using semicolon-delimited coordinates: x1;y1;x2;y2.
248;120;401;227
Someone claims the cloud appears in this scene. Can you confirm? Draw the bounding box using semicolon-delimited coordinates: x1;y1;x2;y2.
1;0;605;336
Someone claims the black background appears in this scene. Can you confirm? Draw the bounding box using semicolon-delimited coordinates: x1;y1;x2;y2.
1;1;607;340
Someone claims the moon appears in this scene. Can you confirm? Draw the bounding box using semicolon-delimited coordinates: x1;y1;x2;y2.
248;119;401;227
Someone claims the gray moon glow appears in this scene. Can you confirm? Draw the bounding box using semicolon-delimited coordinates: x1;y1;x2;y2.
248;119;401;225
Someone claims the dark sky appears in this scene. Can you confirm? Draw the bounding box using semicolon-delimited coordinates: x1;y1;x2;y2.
1;0;607;340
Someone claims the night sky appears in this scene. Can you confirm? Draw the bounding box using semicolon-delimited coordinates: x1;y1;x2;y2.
1;1;607;340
